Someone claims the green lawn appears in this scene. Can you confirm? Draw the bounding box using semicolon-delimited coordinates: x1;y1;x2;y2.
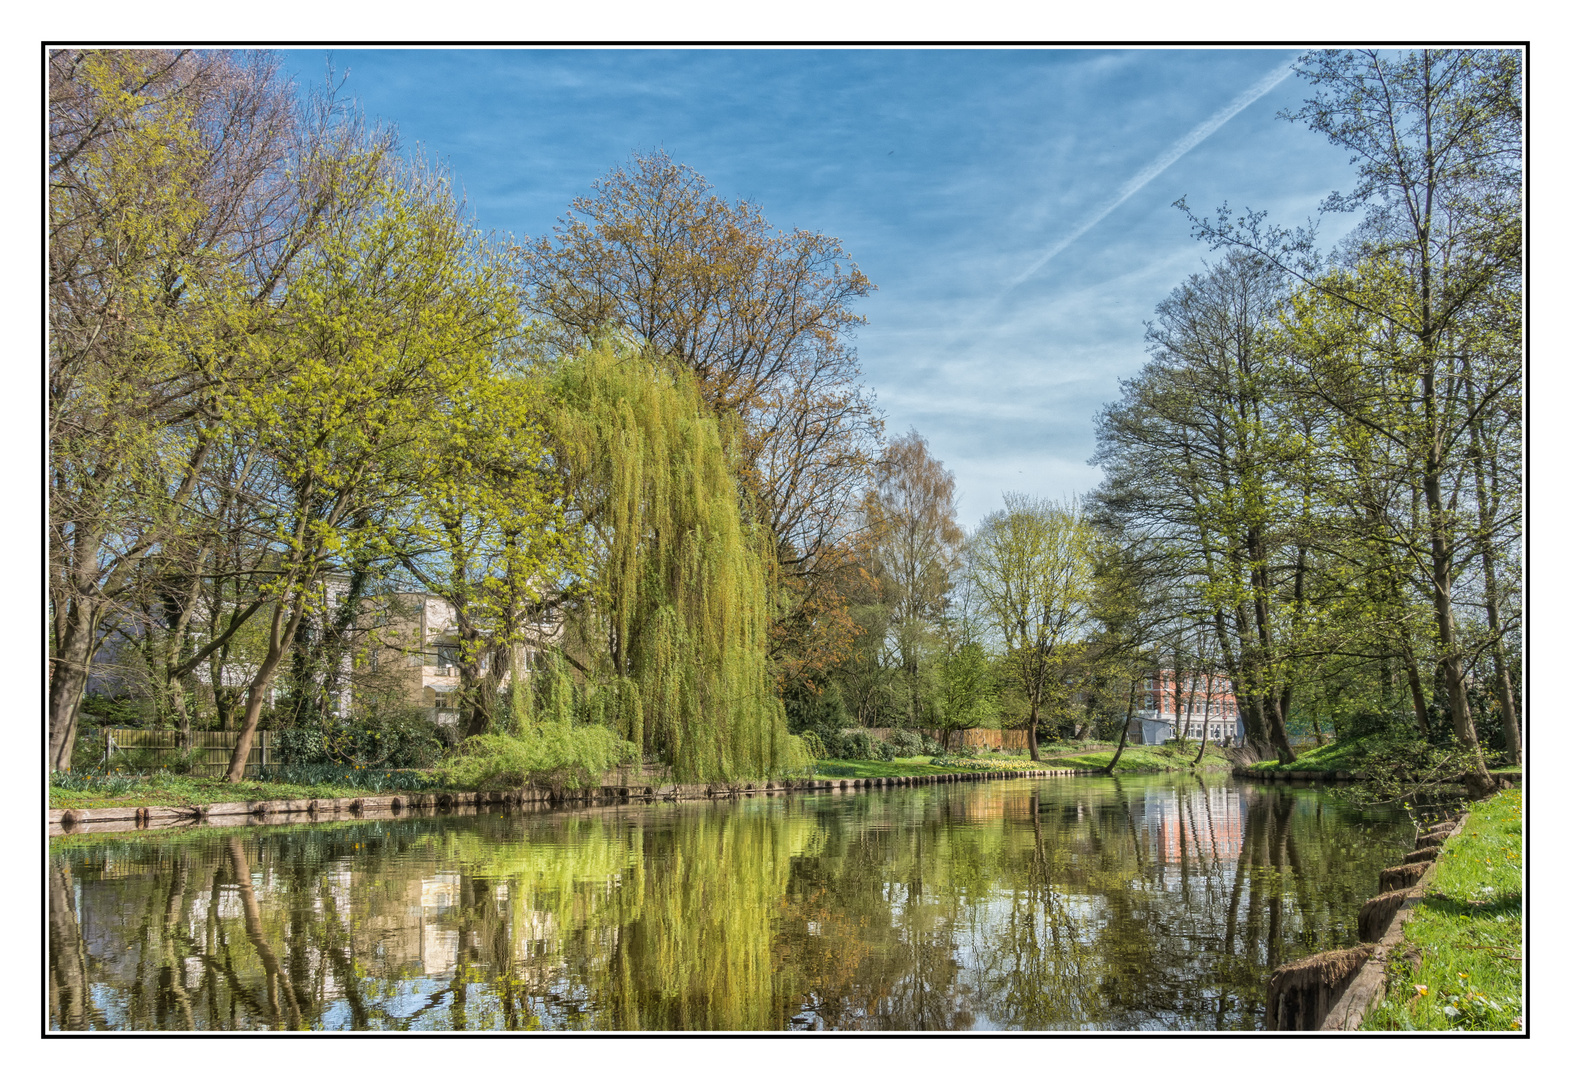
1042;743;1234;773
1365;788;1523;1032
812;743;1232;779
812;755;1056;779
1248;739;1367;774
50;769;448;810
813;756;961;779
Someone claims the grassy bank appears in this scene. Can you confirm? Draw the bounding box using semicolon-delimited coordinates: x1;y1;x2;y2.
50;767;449;810
1249;736;1522;783
812;754;1066;780
1250;739;1362;774
1042;743;1234;773
53;741;1233;812
1365;787;1523;1032
812;743;1233;779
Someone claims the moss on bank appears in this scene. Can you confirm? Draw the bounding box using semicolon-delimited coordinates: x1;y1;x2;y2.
1365;788;1523;1032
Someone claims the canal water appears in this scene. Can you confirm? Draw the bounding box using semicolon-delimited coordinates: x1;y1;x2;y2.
49;773;1410;1031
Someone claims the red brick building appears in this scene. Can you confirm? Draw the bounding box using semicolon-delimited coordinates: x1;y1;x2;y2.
1129;670;1244;746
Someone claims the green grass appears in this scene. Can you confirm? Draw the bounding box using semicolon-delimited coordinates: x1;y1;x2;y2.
1365;788;1523;1032
1250;738;1364;774
50;767;449;810
811;744;1231;779
1043;743;1234;774
1251;735;1524;780
811;753;1081;779
813;756;970;779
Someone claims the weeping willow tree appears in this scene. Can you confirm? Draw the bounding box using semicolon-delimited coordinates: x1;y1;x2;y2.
549;344;806;782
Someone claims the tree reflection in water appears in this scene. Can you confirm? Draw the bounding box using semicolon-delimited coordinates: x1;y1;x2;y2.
49;776;1405;1030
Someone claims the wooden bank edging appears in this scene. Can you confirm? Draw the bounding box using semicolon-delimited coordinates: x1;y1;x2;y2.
49;766;1101;837
1262;811;1469;1031
1317;812;1469;1032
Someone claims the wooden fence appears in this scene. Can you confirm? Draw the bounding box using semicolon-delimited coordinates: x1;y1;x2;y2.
99;728;276;778
854;727;1031;752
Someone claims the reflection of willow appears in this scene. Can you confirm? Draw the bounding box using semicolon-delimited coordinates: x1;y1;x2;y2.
49;811;816;1031
443;805;819;1030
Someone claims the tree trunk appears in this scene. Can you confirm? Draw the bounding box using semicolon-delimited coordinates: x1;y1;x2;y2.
1194;672;1214;766
1419;347;1489;785
49;601;102;771
1424;505;1488;779
1264;695;1296;765
225;598;307;782
166;674;193;752
1104;675;1138;775
1247;538;1295;765
1488;640;1521;767
1465;388;1520;766
228;837;302;1029
1402;648;1431;738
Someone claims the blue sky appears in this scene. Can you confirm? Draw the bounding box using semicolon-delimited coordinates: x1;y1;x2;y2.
281;47;1364;529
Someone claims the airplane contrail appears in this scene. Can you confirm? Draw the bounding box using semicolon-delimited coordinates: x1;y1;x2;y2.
1003;57;1298;293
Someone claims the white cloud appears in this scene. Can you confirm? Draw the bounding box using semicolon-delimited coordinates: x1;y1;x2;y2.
1002;58;1298;291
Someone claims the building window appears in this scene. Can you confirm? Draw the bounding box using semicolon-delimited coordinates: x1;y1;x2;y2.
435;644;459;672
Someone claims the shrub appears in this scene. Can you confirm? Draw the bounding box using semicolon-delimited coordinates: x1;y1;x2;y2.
838;730;875;761
1335;705;1416;742
438;722;637;792
252;763;442;791
273;724;330;765
69;729;109;773
277;709;446;769
887;729;924;757
783;683;851;734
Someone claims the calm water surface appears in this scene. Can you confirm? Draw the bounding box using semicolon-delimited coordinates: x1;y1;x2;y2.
49;774;1408;1031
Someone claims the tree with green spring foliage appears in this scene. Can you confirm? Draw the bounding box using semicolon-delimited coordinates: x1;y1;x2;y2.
546;345;808;782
